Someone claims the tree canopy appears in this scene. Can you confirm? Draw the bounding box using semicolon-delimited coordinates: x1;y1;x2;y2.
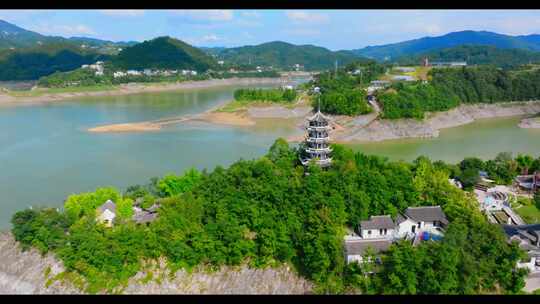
10;140;532;294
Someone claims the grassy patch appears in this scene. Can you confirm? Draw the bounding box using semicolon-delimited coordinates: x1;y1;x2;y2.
513;197;540;224
216;99;297;113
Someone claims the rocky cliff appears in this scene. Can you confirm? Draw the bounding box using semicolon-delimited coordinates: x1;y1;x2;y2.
0;232;313;294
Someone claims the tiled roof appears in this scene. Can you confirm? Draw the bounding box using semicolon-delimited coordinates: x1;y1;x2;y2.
404;206;448;225
308;111;329;122
98;200;116;213
345;239;392;256
360;215;395;230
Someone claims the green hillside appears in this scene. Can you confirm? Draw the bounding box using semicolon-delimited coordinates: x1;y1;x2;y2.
111;36;217;71
0;42;109;81
209;41;365;71
397;45;540;69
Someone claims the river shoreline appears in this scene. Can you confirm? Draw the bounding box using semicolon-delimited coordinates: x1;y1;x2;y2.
333;101;540;142
0;77;289;107
86;100;540;139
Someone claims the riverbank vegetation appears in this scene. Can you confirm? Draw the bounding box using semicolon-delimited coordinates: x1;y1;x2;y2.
454;152;540;189
217;88;298;112
378;66;540;119
37;66;281;89
10;139;532;294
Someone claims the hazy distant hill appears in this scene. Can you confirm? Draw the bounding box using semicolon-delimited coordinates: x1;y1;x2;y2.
111;36;217;71
0;19;133;54
353;30;540;61
207;41;365;71
396;45;540;69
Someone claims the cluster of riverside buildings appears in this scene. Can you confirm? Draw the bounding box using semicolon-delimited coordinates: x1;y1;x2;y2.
81;61;198;79
112;69;197;78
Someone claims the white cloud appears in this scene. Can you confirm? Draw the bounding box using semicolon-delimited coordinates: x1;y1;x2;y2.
241;11;260;18
184;34;224;45
33;23;96;37
201;34;220;42
170;10;234;22
285;11;328;24
99;10;145;17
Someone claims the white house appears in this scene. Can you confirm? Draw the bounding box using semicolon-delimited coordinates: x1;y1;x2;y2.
359;215;395;239
395;206;448;238
113;71;127;78
344;239;392;264
127;70;141;76
96;200;116;227
345;205;448;265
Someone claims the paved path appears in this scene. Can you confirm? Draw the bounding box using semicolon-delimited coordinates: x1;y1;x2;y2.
524;271;540;293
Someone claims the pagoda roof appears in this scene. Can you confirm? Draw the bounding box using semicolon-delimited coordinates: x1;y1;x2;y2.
308;110;329;122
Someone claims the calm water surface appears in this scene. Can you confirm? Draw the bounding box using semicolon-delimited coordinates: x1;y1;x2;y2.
0;84;300;229
1;84;540;228
350;117;540;163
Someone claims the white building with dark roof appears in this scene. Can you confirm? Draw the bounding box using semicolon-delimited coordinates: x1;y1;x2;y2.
359;215;395;239
395;206;448;238
96;199;116;227
344;239;392;264
344;205;448;265
502;224;540;272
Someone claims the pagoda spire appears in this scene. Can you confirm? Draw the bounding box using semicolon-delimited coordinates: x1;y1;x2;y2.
300;86;332;168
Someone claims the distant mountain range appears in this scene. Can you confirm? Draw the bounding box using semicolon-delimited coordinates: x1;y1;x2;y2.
396;45;540;69
3;18;540;81
203;41;365;71
352;30;540;61
0;19;135;54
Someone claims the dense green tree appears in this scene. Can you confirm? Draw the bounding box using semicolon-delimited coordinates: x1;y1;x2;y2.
10;139;531;294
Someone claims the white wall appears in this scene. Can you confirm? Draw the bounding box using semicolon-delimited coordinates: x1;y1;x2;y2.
396;219;417;238
361;228;394;239
347;255;363;264
97;209;116;227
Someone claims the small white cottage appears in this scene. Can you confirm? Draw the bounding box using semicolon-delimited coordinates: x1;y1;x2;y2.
96;200;116;227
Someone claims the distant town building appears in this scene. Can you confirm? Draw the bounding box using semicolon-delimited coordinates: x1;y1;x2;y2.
392;75;415;81
218;60;224;65
431;61;467;67
394;66;415;73
113;71;127;78
422;57;429;67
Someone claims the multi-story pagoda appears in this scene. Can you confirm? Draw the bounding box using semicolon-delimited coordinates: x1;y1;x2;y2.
301;93;332;167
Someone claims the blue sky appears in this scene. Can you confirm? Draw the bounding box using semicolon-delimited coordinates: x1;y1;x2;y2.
1;10;540;50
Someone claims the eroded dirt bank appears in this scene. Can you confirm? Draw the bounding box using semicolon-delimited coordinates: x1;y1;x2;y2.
334;101;540;142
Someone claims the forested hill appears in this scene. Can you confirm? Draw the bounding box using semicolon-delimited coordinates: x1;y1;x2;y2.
207;41;365;71
396;45;540;69
0;42;109;81
377;66;540;119
352;30;540;61
111;36;217;71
